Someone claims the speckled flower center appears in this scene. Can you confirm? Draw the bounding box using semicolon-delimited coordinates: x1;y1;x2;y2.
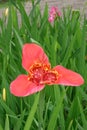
28;63;59;85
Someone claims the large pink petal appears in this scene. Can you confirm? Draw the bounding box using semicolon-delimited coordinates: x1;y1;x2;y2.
54;65;84;86
10;75;45;97
22;43;49;71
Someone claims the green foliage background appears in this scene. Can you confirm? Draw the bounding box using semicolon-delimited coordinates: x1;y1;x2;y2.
0;0;87;130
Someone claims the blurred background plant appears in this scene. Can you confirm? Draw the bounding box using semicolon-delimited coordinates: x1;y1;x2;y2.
0;0;87;130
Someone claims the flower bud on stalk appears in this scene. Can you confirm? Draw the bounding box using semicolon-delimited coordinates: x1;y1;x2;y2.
2;88;6;102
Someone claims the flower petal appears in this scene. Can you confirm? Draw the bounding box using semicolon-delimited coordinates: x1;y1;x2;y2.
10;75;45;97
22;43;49;71
54;65;84;86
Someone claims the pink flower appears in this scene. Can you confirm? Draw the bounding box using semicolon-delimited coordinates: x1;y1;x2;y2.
48;6;61;22
10;43;84;97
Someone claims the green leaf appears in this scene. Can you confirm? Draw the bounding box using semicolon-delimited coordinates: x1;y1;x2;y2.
78;98;87;129
24;93;40;130
11;5;19;30
59;104;65;130
4;115;9;130
13;109;26;130
62;34;76;66
16;1;31;35
0;124;3;130
0;98;16;116
66;96;79;129
47;88;65;130
13;27;23;48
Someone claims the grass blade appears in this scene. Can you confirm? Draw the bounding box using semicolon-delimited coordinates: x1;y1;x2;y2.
78;97;87;129
24;93;40;130
47;88;65;130
0;98;16;116
4;114;9;130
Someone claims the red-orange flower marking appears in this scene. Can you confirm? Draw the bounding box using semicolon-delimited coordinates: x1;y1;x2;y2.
10;43;84;97
28;63;59;85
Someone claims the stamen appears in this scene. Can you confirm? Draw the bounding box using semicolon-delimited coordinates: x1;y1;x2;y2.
43;64;51;72
29;62;42;73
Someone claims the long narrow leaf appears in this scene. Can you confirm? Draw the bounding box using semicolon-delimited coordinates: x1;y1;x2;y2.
47;88;65;130
78;98;87;129
5;115;9;130
24;93;40;130
0;98;16;116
